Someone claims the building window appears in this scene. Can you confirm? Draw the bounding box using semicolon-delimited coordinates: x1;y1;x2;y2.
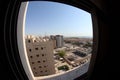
28;40;30;43
40;71;43;73
34;40;36;42
37;61;41;63
41;47;43;50
33;67;36;70
30;56;33;58
42;54;44;56
35;72;37;74
39;66;42;68
29;49;31;52
45;70;47;72
35;47;38;50
36;54;39;57
43;60;46;62
32;62;34;64
44;65;47;68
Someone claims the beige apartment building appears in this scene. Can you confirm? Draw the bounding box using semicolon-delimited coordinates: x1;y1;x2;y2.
25;35;55;76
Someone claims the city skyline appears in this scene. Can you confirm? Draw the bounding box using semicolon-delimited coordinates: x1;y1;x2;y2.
25;1;93;38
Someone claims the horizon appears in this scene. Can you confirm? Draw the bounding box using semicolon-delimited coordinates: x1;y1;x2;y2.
25;34;92;38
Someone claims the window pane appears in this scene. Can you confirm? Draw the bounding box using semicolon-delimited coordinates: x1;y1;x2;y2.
25;1;93;79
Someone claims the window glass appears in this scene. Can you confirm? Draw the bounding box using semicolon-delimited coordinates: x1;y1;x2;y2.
25;1;93;79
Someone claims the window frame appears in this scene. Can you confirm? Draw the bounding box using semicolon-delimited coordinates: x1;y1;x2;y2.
4;0;99;80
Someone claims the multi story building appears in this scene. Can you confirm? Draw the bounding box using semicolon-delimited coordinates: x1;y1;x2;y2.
56;35;64;48
25;35;55;76
50;35;64;48
50;35;57;49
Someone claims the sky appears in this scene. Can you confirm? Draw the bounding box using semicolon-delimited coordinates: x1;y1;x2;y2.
25;1;93;38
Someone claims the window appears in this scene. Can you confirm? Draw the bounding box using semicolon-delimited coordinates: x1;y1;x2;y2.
32;62;34;64
30;56;33;58
29;49;31;52
36;54;39;57
43;60;46;63
28;40;30;43
42;54;44;56
33;67;36;70
40;71;43;73
17;0;98;80
25;1;93;78
37;61;40;63
44;65;47;68
45;70;47;72
41;47;43;50
39;66;42;68
35;47;38;50
34;72;37;74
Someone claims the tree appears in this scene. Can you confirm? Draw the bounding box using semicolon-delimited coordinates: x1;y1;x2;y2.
58;65;69;71
58;50;65;57
83;41;92;48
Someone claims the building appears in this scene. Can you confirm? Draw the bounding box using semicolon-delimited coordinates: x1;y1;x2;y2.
50;35;64;48
25;35;55;76
50;35;57;49
56;35;64;48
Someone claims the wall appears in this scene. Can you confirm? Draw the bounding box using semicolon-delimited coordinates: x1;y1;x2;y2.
35;61;90;80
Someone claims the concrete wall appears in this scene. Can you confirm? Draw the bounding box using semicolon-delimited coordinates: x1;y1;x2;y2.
35;61;90;80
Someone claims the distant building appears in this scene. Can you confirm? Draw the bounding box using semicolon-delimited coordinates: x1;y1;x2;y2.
25;35;55;76
50;35;64;48
56;35;64;48
50;35;57;49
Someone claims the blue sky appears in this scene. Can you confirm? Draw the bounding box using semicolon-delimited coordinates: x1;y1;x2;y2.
25;1;93;37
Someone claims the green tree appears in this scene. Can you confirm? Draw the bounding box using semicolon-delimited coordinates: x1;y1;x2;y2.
83;42;92;48
72;42;80;46
58;65;69;71
58;50;65;57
